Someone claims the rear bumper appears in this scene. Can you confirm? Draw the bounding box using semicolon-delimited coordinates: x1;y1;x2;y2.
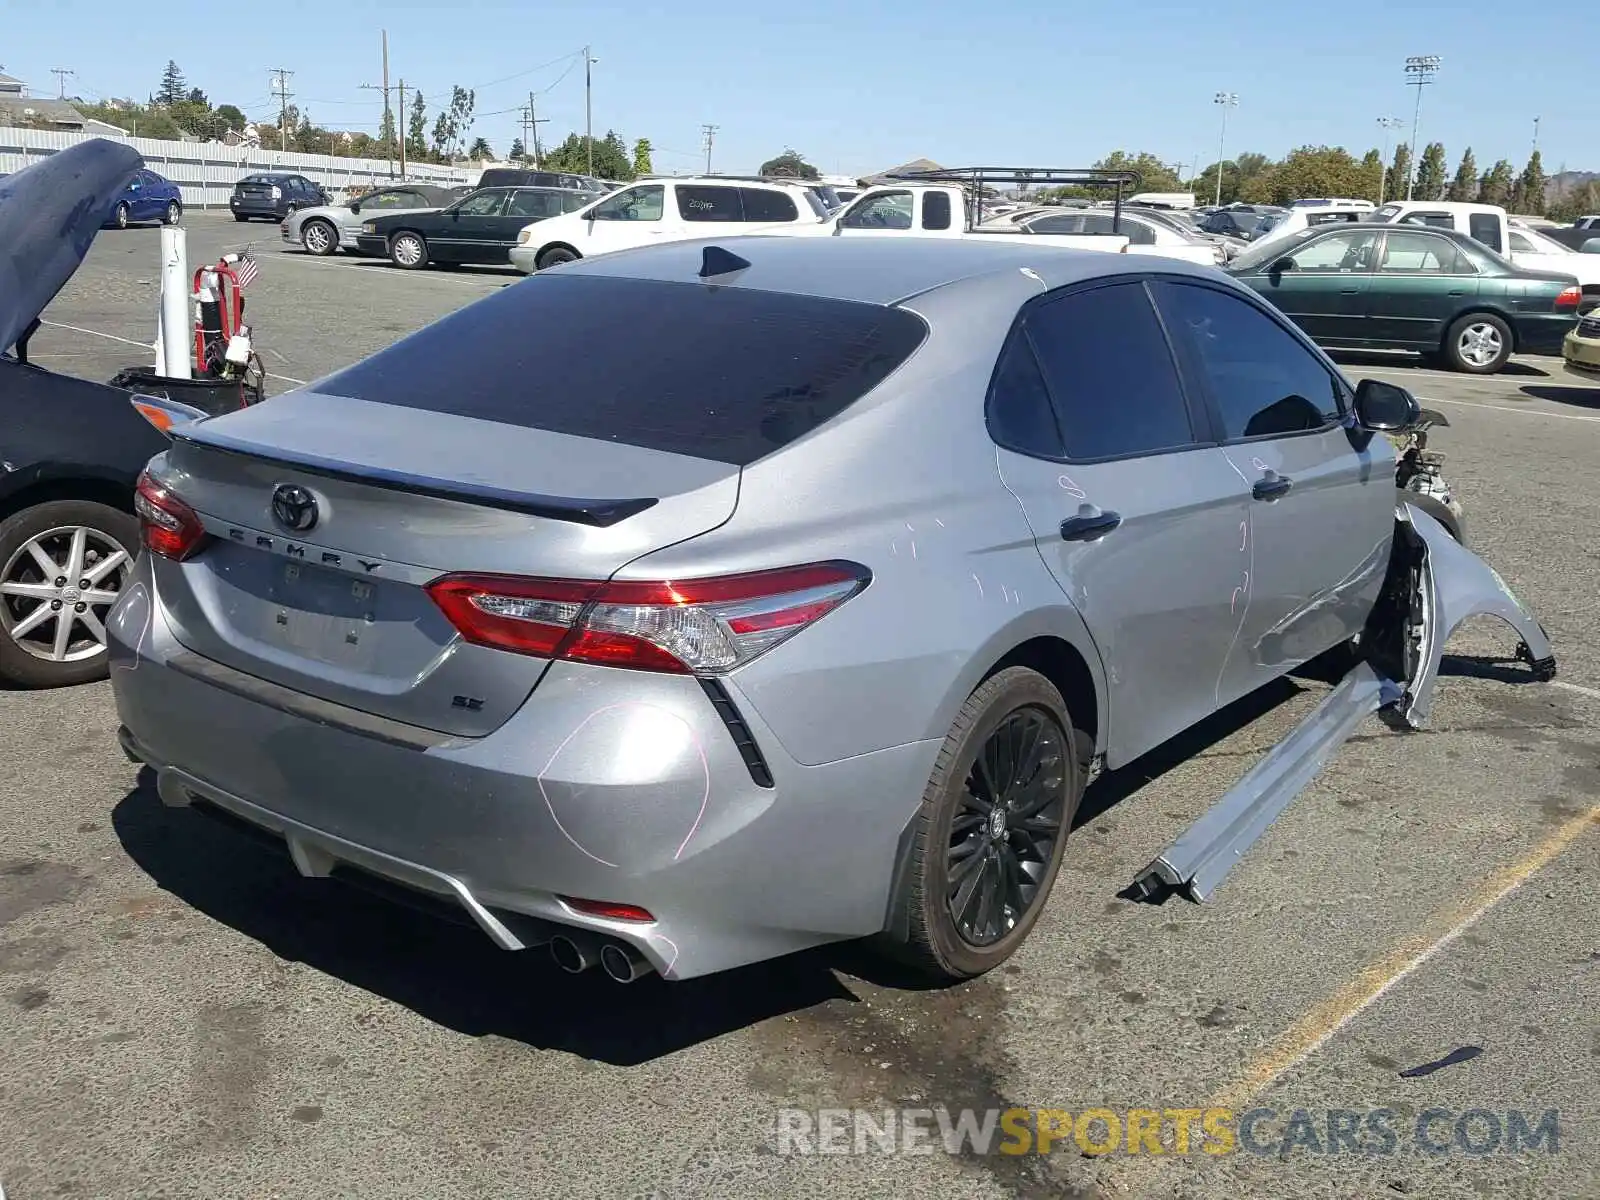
1515;314;1578;357
230;199;285;219
106;561;934;979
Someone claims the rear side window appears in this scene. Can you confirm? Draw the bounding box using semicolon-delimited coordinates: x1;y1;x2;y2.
986;331;1063;458
922;191;952;230
1468;212;1502;252
1023;281;1196;461
738;188;798;223
678;186;742;222
316;276;928;467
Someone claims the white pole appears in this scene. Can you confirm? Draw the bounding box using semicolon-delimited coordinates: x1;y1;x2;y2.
158;225;191;379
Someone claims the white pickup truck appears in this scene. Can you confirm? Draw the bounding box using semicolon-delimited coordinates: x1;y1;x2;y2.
771;183;1131;254
1368;200;1600;312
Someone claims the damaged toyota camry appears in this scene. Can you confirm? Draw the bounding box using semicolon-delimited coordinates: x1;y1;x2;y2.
108;232;1555;984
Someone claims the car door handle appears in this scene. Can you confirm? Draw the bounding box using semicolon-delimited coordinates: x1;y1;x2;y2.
1059;511;1122;541
1448;289;1465;296
1252;475;1293;501
1340;287;1361;294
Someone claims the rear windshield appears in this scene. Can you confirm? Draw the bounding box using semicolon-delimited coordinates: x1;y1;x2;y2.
239;175;284;186
316;275;928;466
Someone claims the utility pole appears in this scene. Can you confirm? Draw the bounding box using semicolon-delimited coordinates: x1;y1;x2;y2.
50;68;74;99
1403;55;1440;200
396;79;408;178
1212;92;1237;208
1532;115;1541;155
584;46;597;177
701;124;718;174
525;93;547;166
270;68;294;151
381;31;392;175
1376;116;1404;204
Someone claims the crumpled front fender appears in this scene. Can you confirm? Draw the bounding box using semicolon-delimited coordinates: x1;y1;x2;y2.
1396;500;1555;728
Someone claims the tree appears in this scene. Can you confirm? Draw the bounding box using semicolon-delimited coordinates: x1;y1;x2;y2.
543;131;634;180
1478;159;1515;207
1448;148;1478;201
468;137;493;161
431;111;451;160
632;137;653;175
1385;144;1412;204
1093;150;1182;194
508;137;526;162
215;104;246;132
1415;142;1448;201
445;86;476;158
1516;150;1548;215
1243;146;1369;206
407;91;428;160
759;149;819;179
1359;148;1384;202
1192;151;1269;207
186;87;208;107
377;105;397;153
156;61;186;106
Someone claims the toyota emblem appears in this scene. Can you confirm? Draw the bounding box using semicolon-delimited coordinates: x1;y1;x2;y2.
271;483;319;533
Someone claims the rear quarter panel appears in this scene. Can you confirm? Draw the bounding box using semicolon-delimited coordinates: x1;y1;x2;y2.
615;269;1111;768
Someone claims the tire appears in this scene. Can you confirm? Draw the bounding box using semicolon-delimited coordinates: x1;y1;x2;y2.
536;246;579;270
389;232;429;269
300;218;338;256
1442;312;1512;374
164;201;181;225
886;666;1083;981
114;202;130;230
0;500;140;689
283;203;299;220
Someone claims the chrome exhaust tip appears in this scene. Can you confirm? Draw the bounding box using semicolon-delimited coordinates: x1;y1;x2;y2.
549;933;599;974
599;940;654;984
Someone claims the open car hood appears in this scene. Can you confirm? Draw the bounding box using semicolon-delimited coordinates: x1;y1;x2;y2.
0;137;142;355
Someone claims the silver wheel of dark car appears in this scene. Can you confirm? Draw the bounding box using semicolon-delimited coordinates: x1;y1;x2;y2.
888;666;1081;981
390;232;428;269
1444;313;1511;374
165;201;181;225
0;502;138;688
114;202;130;229
301;218;336;256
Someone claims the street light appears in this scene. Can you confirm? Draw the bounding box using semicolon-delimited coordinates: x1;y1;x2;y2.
584;46;598;178
1213;92;1238;208
1376;116;1404;204
1403;55;1440;200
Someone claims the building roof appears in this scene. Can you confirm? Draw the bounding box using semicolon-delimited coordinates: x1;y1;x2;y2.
0;95;88;128
0;73;24;91
860;157;944;185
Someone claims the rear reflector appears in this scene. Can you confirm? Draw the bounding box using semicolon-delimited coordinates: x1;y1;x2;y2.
560;897;656;923
426;561;870;674
1556;286;1582;310
134;471;209;560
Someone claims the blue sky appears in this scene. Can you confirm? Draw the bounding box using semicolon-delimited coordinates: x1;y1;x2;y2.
4;0;1591;180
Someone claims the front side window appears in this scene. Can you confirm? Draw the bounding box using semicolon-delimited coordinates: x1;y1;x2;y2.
1024;281;1197;461
677;186;742;222
364;190;414;210
588;185;664;221
507;189;569;218
1378;231;1467;274
1468;212;1503;252
1399;211;1454;229
454;190;508;217
1155;281;1339;441
841;191;914;230
1281;228;1379;271
737;188;799;223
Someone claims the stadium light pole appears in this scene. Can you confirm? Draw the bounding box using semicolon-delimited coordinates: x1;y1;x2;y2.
1403;55;1440;200
1213;92;1238;208
1376;116;1404;204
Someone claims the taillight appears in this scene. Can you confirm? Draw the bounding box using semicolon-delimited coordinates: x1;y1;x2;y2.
270;185;282;199
1556;286;1582;310
133;471;209;560
425;561;870;674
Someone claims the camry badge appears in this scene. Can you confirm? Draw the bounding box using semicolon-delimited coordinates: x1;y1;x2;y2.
271;483;318;533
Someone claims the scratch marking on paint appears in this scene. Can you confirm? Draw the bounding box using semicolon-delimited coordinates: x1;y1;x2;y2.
934;518;946;529
536;706;629;869
972;574;985;599
109;581;151;674
1057;474;1088;500
672;736;713;861
1251;456;1268;472
648;932;683;977
1239;520;1248;552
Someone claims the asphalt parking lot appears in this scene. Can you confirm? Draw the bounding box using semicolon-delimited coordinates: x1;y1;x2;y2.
4;211;1598;1200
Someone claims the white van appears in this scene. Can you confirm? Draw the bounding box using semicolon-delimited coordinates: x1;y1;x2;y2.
509;177;826;273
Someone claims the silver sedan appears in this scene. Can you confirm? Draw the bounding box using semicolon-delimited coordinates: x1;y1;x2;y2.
281;183;460;256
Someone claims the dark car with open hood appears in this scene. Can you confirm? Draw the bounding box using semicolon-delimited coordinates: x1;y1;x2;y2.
0;139;211;688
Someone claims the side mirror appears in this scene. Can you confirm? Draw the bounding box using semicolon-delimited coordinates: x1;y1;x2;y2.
1269;257;1295;274
1353;378;1421;431
349;201;361;213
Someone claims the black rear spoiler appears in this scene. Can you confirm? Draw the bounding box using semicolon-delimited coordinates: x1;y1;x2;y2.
170;426;657;527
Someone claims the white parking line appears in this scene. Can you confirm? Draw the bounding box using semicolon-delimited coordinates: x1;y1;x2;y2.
253;248;510;289
1418;396;1600;423
1551;679;1600;702
37;320;307;386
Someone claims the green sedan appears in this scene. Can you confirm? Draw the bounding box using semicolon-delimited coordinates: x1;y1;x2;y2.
1225;223;1582;373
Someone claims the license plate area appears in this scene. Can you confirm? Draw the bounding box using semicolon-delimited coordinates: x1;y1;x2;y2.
242;556;396;667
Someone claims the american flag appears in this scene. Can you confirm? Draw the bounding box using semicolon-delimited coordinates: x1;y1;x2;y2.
231;251;260;289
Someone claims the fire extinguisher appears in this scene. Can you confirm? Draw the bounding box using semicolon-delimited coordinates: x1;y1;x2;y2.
192;260;245;377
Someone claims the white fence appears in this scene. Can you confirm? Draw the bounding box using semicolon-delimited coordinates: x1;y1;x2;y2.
0;125;477;207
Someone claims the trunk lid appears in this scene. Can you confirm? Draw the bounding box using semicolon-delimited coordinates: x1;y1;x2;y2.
0;138;141;355
236;180;278;201
154;390;739;736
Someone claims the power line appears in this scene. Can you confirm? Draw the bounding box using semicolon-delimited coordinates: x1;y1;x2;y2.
471;49;584;93
50;68;75;99
269;68;294;151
